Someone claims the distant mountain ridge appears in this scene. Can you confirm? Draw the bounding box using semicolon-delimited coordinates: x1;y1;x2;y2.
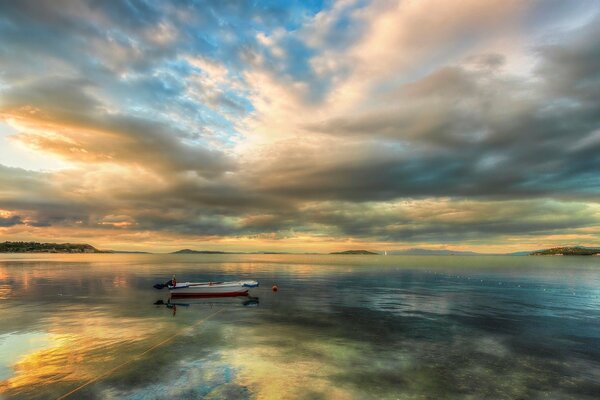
170;249;294;254
388;248;482;256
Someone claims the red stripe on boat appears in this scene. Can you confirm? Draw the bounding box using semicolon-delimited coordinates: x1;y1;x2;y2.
171;291;249;298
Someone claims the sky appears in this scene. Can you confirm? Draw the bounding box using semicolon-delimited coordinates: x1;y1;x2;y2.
0;0;599;253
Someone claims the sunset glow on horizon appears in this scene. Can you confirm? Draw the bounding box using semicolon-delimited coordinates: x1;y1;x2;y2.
1;1;599;253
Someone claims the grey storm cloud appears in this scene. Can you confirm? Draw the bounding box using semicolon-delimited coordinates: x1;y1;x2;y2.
297;21;600;201
292;199;600;242
0;165;91;227
0;215;22;227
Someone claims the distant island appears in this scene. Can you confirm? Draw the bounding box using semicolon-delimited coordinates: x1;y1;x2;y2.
0;241;99;253
330;250;378;255
171;249;228;254
0;241;150;254
530;246;600;256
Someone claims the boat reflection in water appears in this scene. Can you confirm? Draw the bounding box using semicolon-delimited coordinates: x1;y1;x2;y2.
154;294;259;316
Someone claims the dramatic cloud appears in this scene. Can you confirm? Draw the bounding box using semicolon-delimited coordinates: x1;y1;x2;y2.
0;215;22;227
0;0;599;251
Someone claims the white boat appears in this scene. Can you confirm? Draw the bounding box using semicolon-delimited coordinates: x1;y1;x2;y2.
168;280;259;297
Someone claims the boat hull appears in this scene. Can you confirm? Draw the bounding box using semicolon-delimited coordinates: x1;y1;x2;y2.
168;280;258;297
171;291;249;298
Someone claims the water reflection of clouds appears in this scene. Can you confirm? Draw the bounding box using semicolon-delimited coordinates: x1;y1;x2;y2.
0;265;139;303
0;332;53;381
364;289;451;317
225;323;359;399
0;314;167;399
2;255;600;399
359;272;600;323
101;355;249;400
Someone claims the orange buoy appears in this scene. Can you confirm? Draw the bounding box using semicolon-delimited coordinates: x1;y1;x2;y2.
272;284;278;292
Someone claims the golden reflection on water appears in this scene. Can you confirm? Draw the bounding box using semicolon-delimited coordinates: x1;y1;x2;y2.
0;313;167;399
1;333;75;395
223;322;363;400
0;284;11;299
112;275;129;287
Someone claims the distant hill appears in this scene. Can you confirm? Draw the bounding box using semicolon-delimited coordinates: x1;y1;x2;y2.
530;246;600;256
171;249;228;254
170;249;293;254
0;241;99;253
330;250;378;255
389;248;482;256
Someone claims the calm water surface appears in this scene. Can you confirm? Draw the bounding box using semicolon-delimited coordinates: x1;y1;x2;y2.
0;254;599;399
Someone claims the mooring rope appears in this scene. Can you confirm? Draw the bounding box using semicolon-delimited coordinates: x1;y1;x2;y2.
56;308;224;400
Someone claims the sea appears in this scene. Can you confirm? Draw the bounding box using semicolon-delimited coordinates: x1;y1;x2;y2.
0;254;599;399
